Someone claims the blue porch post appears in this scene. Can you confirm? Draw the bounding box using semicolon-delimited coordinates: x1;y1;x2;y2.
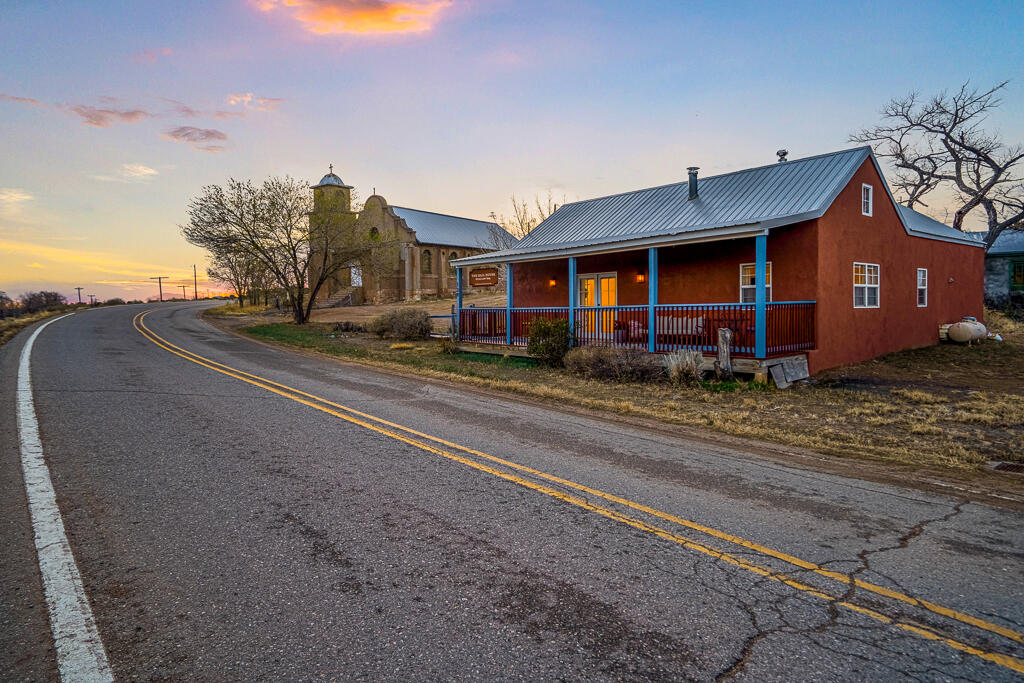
506;263;514;345
455;267;463;341
648;247;658;353
755;233;767;359
568;257;577;346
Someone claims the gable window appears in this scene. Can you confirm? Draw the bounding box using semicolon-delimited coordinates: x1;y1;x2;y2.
1012;260;1024;292
861;184;873;216
369;227;380;240
421;249;432;274
854;262;880;308
916;268;928;307
739;262;772;303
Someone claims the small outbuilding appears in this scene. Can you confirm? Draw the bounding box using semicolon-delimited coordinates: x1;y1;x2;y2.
451;147;985;374
983;230;1024;307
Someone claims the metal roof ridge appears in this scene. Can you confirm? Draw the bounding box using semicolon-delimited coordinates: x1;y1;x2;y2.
551;146;871;211
390;205;502;226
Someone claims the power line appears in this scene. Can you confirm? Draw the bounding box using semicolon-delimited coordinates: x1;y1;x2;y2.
149;276;170;302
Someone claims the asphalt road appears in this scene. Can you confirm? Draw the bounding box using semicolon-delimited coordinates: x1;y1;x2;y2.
2;302;1022;682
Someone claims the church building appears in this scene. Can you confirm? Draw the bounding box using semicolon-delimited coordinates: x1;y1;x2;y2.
309;167;511;304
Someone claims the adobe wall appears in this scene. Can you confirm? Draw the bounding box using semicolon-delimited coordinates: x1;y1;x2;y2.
809;159;985;372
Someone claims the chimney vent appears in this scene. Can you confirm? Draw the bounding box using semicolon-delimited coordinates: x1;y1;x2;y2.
687;167;699;200
776;149;789;163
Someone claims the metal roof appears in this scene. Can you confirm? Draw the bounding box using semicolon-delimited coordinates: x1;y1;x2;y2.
984;229;1024;255
390;206;510;249
895;206;984;246
453;146;981;266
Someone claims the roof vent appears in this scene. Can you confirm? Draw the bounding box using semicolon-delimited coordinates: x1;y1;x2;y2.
687;167;699;200
777;149;789;163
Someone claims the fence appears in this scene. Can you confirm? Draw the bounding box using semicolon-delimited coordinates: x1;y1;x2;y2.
459;302;815;357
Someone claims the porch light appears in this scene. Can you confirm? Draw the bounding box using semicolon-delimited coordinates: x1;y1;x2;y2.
549;278;557;287
636;272;646;284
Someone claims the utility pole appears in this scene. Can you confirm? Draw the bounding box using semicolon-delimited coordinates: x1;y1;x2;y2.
74;287;84;304
193;264;199;301
179;285;188;300
88;294;96;305
150;276;169;302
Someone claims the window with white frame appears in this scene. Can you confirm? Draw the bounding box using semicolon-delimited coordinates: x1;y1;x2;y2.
853;262;879;308
861;184;873;216
739;262;772;303
916;268;928;307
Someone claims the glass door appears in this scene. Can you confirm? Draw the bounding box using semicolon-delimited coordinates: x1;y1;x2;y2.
578;272;616;335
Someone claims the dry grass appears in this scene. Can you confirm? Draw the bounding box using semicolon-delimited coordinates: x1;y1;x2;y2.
204;303;274;317
0;310;68;346
241;315;1023;474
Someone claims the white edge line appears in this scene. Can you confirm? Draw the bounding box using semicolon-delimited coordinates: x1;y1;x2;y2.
15;313;114;683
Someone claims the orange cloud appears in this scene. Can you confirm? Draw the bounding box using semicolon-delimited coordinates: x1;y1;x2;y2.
0;239;183;279
255;0;452;35
225;92;286;111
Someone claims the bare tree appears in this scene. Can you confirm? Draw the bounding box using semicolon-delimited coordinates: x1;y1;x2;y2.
182;176;393;324
852;81;1024;249
206;247;260;308
488;190;565;247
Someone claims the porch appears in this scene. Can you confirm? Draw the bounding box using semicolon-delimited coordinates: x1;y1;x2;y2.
457;301;815;358
453;239;816;360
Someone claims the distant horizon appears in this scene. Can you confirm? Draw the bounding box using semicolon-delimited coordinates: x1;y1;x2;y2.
2;0;1021;300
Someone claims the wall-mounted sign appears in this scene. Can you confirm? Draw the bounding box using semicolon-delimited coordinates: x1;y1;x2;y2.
469;267;499;287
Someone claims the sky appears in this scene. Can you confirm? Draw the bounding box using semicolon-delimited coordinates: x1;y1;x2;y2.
1;0;1022;301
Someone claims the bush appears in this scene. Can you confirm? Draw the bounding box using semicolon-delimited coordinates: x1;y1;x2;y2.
437;337;459;354
665;349;704;386
333;320;366;333
368;308;432;340
526;318;571;366
104;298;126;306
564;346;663;382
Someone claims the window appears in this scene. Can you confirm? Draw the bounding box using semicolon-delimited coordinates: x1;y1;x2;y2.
854;262;880;308
421;249;432;274
369;227;380;240
861;184;873;216
739;262;772;303
916;268;928;307
1012;260;1024;292
448;251;458;275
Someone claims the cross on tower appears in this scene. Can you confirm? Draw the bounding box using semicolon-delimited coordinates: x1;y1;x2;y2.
329;164;333;174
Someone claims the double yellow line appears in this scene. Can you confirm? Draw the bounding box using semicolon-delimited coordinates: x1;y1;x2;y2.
134;309;1024;675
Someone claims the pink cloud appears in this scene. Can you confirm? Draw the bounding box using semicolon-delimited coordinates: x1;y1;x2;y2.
0;93;46;106
132;48;173;63
254;0;452;35
62;104;153;127
162;98;247;120
163;126;229;152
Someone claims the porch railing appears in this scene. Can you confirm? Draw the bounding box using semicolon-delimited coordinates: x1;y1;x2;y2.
459;302;815;357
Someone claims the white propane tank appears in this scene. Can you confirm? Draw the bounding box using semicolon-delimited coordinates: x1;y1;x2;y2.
948;317;987;343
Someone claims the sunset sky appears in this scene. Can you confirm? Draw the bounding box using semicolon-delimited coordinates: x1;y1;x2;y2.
2;0;1022;301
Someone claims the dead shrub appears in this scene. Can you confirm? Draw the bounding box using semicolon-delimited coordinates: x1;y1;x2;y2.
526;318;571;367
564;346;663;383
437;337;459;355
369;308;432;340
665;349;704;386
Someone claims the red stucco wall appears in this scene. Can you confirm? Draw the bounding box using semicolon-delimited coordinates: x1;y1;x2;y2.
809;159;985;372
513;224;817;308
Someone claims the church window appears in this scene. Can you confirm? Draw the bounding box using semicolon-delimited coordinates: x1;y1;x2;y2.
422;250;432;274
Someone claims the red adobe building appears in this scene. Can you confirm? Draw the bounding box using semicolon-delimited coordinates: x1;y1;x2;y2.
452;147;984;374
